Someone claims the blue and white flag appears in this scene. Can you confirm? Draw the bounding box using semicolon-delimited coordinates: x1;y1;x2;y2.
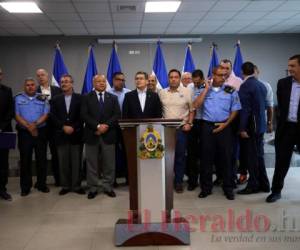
152;41;168;89
207;44;219;78
52;45;68;87
233;41;244;79
81;46;98;94
182;43;195;73
106;42;122;89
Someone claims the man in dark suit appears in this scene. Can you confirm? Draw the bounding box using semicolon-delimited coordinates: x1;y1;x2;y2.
50;74;85;196
237;62;270;195
0;68;14;201
122;71;162;119
36;69;62;186
267;55;300;203
81;74;121;199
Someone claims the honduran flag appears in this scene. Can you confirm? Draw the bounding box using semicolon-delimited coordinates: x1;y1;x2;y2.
152;41;168;89
207;43;219;78
182;43;196;73
233;41;244;79
52;44;68;87
106;42;122;89
81;45;98;94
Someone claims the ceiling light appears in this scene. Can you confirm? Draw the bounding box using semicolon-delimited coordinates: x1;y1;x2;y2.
145;1;181;13
0;2;42;13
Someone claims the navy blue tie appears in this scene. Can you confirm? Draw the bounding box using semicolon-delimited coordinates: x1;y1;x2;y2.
99;92;104;116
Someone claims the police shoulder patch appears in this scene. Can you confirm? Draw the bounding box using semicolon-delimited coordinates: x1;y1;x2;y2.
224;85;235;94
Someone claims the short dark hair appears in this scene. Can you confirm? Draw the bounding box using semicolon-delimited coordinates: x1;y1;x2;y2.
192;69;204;79
220;59;232;67
24;77;35;84
241;62;255;76
289;54;300;65
212;66;223;75
168;69;181;78
135;71;148;79
60;74;73;83
112;71;124;79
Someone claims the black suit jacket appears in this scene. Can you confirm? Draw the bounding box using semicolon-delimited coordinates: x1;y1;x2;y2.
37;85;62;129
0;84;13;132
50;93;83;145
122;89;162;119
276;76;300;138
81;91;121;145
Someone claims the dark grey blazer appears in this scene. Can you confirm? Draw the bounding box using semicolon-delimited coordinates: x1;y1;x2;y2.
81;91;121;145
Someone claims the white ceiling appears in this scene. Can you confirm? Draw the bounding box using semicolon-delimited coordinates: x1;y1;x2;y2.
0;0;300;36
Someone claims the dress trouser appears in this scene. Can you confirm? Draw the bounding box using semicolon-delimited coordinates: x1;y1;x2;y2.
57;143;82;191
186;119;201;186
174;129;188;185
200;121;234;194
240;133;270;190
46;124;60;185
85;136;115;193
272;122;299;193
0;149;9;192
18;127;47;191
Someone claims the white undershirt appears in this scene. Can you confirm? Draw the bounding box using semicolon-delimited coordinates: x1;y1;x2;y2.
137;88;147;112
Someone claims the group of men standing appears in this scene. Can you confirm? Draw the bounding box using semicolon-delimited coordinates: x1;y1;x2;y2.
0;54;300;203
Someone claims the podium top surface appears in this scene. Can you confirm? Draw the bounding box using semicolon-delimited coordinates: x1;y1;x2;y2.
118;118;182;127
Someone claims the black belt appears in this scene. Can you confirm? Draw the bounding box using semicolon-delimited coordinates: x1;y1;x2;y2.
201;119;226;125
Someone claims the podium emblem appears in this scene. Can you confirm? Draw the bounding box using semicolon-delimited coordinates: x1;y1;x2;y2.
138;125;164;159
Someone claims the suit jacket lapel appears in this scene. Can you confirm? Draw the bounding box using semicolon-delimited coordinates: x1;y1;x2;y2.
60;94;68;117
286;77;293;113
133;89;143;114
144;91;152;114
68;93;76;115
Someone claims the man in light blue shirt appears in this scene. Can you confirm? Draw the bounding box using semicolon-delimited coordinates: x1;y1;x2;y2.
107;72;130;186
108;72;130;111
15;78;50;196
193;66;241;200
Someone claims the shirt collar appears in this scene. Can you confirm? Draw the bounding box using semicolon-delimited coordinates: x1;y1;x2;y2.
243;74;255;82
40;85;50;91
137;87;147;94
292;78;300;85
167;85;181;93
95;90;105;95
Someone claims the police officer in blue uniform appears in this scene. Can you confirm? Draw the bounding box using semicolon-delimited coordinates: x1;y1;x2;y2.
15;78;50;196
193;66;241;200
237;62;270;195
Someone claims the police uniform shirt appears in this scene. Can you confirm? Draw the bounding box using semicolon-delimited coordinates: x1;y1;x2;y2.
15;93;49;128
201;85;241;122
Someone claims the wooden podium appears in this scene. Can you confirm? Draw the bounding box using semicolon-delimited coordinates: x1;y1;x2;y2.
114;119;190;246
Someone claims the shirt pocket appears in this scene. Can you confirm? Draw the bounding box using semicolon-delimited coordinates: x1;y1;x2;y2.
219;94;232;111
33;100;46;113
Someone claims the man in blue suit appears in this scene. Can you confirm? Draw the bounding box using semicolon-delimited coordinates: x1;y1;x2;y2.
237;62;270;195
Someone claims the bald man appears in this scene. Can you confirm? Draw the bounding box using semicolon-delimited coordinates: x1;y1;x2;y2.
81;75;121;199
36;69;62;186
181;72;193;87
